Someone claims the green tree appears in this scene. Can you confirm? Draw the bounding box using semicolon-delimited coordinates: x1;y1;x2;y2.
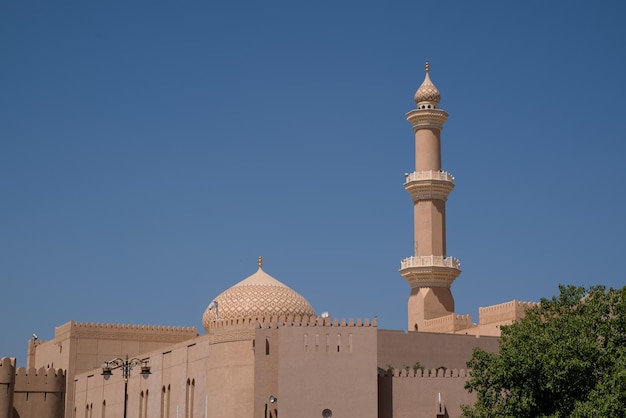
462;285;626;418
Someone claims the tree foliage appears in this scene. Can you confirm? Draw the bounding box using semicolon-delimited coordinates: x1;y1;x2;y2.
462;285;626;418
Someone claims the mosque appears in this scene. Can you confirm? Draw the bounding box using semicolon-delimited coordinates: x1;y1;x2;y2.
0;65;534;418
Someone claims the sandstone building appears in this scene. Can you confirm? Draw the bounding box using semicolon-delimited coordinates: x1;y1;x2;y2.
1;64;533;418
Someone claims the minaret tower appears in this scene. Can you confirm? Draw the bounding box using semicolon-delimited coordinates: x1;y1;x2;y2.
400;63;461;332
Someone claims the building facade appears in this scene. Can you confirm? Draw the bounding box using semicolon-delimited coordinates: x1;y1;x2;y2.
1;65;532;418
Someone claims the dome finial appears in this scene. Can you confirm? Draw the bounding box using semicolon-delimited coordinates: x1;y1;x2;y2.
258;256;263;268
425;61;429;74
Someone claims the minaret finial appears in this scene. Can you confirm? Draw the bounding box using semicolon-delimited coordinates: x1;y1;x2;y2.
258;256;263;268
425;61;429;74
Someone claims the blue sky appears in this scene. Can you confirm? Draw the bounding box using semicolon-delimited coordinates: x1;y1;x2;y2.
2;1;625;363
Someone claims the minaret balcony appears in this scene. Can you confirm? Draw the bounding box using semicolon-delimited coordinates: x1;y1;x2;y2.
400;255;461;288
406;108;448;130
404;170;455;201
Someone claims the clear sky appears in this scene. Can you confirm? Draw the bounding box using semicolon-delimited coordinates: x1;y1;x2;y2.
2;1;625;363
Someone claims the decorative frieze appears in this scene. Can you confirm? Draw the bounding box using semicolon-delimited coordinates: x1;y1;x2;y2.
406;109;448;130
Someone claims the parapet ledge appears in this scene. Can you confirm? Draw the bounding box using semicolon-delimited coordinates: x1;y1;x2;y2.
0;357;16;368
55;320;196;339
254;315;378;329
479;300;538;325
0;357;16;384
384;368;468;378
423;313;474;333
14;367;66;392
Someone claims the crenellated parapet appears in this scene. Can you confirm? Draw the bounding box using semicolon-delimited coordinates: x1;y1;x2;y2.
14;367;65;393
53;320;197;343
208;315;378;344
0;358;16;418
479;300;538;325
382;367;468;378
0;357;15;385
257;315;378;329
422;313;474;333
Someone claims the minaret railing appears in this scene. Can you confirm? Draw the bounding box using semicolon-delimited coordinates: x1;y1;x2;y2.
400;255;460;270
404;170;455;184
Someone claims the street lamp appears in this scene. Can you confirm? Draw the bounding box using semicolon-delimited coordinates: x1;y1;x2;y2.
101;355;151;418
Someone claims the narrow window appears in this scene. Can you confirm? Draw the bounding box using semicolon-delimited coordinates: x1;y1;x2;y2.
185;379;191;418
189;380;195;418
160;387;166;418
265;337;270;355
144;390;149;418
166;385;171;418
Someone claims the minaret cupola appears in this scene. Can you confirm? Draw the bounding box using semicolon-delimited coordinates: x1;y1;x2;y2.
413;62;441;109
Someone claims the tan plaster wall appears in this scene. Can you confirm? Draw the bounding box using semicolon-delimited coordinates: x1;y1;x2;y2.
414;200;446;257
408;287;456;332
377;329;499;371
415;128;442;171
0;358;15;418
30;321;197;418
379;372;474;418
73;333;255;418
269;323;378;418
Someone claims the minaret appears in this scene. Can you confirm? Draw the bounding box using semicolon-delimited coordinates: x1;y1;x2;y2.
400;63;461;332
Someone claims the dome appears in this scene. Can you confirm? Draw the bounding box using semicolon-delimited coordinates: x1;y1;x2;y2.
202;258;316;332
414;62;441;107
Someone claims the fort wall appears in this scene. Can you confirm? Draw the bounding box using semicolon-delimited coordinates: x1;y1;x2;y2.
377;329;499;371
254;317;379;418
0;358;66;418
423;313;474;333
29;320;197;418
0;358;15;418
479;300;537;325
378;369;474;418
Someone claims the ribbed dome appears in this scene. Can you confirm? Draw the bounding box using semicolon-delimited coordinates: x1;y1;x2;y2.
414;62;441;106
202;259;316;332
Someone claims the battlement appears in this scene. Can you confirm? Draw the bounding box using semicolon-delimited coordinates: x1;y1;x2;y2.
258;315;378;329
0;357;16;384
13;366;65;393
479;300;538;325
382;367;469;378
208;315;378;330
53;320;197;343
207;315;377;344
422;313;474;333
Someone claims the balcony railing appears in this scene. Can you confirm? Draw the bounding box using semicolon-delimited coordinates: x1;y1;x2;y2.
400;255;460;270
404;170;454;184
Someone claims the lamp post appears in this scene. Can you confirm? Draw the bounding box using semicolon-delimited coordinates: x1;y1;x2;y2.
101;355;151;418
